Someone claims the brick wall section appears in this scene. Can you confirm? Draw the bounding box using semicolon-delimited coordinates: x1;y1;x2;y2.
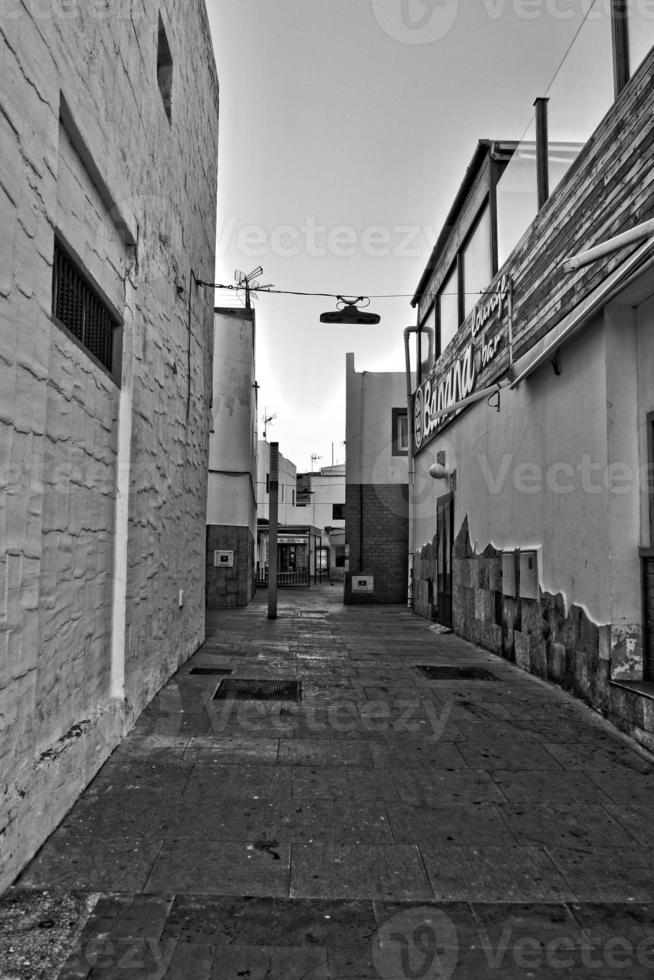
344;484;409;604
416;48;654;433
0;1;219;891
206;526;254;608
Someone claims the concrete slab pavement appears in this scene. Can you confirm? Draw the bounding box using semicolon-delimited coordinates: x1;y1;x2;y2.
2;584;654;978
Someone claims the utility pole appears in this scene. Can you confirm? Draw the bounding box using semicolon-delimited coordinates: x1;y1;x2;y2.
268;442;279;619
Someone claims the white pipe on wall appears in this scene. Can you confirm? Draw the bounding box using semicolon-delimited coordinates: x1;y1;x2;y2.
563;219;654;272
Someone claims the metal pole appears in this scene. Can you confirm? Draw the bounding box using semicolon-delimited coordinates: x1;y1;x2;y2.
268;442;279;619
534;97;549;210
611;0;630;99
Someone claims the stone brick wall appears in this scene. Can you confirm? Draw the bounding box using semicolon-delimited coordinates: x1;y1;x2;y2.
206;525;254;608
0;1;219;892
446;518;653;752
344;484;409;604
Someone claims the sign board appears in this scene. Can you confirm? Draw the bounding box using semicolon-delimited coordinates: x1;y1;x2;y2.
214;550;234;568
413;274;511;452
352;575;374;593
277;535;307;545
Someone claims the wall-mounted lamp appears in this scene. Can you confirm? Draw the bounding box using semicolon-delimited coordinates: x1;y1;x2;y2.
428;463;448;480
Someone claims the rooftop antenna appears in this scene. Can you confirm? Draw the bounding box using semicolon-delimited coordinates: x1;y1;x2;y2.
263;408;277;440
234;266;265;309
311;453;322;472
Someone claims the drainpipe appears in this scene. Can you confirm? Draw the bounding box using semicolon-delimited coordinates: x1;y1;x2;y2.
563;218;654;271
534;97;550;211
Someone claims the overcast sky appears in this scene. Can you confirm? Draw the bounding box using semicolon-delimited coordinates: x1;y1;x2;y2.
205;0;624;472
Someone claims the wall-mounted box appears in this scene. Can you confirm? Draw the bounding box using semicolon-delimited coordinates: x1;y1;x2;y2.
352;575;374;593
214;550;234;568
519;550;539;600
502;552;516;597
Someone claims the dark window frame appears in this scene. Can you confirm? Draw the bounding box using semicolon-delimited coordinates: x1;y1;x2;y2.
332;503;345;521
51;234;123;385
461;197;493;319
392;407;409;457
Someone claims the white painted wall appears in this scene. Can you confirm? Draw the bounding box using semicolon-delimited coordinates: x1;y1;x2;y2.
413;316;611;624
345;352;408;486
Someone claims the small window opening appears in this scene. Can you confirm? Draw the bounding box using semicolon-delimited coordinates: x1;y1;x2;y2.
157;15;173;122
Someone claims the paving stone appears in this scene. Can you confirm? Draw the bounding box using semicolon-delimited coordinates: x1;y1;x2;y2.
163;895;377;947
151;796;278;840
369;739;467;769
386;802;515;845
275;799;393;843
162;943;215;979
542;741;653;773
568;902;654;947
585;769;654;804
182;735;280;765
17;835;163;892
548;847;654;902
490;769;613;803
144;840;291;896
602;804;654;845
85;761;193;797
457;739;564;770
182;764;292;800
498;803;636;848
56;790;161;838
392;768;505;805
277;738;374;767
292;766;400;801
290;843;433;901
207;945;329;978
420;845;576;902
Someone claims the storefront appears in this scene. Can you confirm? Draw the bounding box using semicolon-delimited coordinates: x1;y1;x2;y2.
256;523;321;586
409;41;654;747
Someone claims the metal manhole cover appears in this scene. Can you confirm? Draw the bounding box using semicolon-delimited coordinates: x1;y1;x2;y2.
213;678;302;701
189;667;233;676
415;665;499;681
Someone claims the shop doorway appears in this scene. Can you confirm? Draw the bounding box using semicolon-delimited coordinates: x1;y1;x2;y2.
435;493;454;627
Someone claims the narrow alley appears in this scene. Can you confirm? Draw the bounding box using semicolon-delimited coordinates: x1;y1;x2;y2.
2;585;654;978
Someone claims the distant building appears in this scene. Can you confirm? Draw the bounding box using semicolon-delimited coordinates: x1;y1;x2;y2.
0;2;219;891
206;308;257;608
344;353;409;603
297;464;346;581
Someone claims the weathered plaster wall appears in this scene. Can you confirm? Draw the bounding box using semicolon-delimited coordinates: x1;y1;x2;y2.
206;309;257;607
0;0;219;892
414;319;610;624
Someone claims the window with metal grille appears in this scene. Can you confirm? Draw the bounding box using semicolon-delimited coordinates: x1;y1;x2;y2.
51;240;118;373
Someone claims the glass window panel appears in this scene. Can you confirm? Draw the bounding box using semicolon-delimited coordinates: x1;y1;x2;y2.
438;264;459;357
463;205;492;317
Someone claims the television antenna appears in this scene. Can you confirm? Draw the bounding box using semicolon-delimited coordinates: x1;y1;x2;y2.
263;408;277;440
234;266;274;309
311;453;322;472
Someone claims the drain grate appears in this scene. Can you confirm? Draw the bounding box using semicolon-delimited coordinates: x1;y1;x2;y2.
415;665;499;681
189;667;233;676
213;678;302;701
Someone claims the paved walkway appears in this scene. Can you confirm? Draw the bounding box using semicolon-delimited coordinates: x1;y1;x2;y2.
3;585;654;978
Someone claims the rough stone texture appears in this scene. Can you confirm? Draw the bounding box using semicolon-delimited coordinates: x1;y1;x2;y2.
206;525;254;608
0;1;219;892
344;483;408;605
415;517;654;750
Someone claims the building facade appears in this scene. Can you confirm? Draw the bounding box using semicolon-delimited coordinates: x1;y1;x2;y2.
206;308;257;608
297;464;346;581
344;352;409;604
0;2;219;891
410;38;654;748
